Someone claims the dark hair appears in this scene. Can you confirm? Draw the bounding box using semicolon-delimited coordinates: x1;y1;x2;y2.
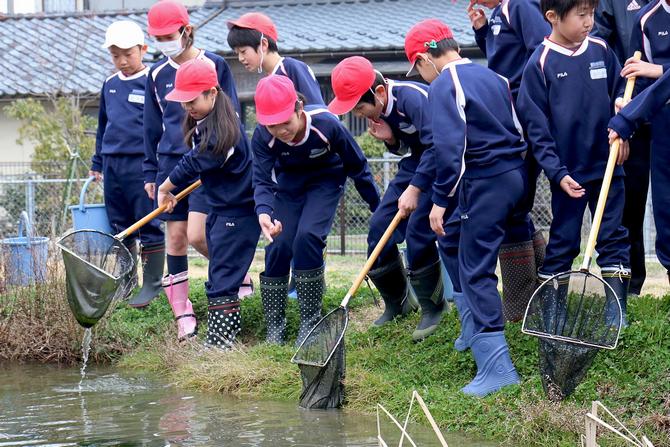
180;25;195;50
357;71;387;106
423;37;460;58
183;87;241;157
540;0;598;20
227;26;278;52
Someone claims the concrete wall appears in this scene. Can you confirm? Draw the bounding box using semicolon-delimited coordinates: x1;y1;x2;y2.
0;104;34;164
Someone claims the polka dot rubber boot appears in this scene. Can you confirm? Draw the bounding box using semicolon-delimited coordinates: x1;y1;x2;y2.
499;240;537;323
163;271;197;341
206;295;241;350
368;253;417;327
409;260;445;342
294;265;325;347
259;273;289;344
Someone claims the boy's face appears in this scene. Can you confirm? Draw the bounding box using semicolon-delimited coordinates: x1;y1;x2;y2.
234;46;262;72
353;101;382;120
181;88;216;121
109;45;146;76
415;55;439;83
550;4;595;45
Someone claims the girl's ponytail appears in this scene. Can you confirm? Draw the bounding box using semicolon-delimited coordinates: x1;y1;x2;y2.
184;87;241;157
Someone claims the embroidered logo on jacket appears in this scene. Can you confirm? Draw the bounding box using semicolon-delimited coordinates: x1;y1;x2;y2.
627;0;641;11
309;146;329;158
557;72;568;78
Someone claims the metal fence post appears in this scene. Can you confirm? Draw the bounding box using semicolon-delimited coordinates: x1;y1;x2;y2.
26;177;36;225
383;153;391;191
339;193;346;256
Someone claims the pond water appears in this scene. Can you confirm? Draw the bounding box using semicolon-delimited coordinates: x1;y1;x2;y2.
0;364;495;446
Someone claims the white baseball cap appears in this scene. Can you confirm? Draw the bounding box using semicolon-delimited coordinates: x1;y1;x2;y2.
102;20;145;49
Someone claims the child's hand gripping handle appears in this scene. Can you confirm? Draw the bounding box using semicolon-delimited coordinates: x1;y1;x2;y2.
580;51;641;271
340;211;405;308
115;180;202;240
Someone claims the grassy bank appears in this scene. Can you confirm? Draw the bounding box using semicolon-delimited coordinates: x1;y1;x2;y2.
1;264;669;446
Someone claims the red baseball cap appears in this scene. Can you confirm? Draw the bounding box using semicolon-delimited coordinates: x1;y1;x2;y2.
147;1;189;36
255;75;298;125
166;59;218;102
404;19;454;76
227;12;278;42
328;56;376;115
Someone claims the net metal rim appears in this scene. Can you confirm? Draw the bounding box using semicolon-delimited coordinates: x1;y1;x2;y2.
56;229;133;281
291;305;349;368
521;269;623;350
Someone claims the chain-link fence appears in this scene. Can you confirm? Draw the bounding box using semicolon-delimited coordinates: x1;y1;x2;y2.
0;160;658;258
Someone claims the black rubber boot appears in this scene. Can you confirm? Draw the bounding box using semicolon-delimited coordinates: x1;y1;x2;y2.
538;273;569;334
123;240;138;299
499;240;537;322
602;266;631;329
205;295;241;349
533;230;547;272
368;254;417;326
294;265;325;346
128;243;165;308
410;260;445;342
260;273;289;344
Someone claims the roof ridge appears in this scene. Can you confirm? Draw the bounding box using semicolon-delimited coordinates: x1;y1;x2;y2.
0;6;198;22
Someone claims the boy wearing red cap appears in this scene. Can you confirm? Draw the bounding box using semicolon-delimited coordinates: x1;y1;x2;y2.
158;59;259;348
226;12;324;105
405;18;527;396
90;20;166;307
467;0;551;322
328;56;449;342
252;75;379;345
143;0;242;339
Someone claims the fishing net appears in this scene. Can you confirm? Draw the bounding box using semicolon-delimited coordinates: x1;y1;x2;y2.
523;271;622;401
57;230;136;328
292;307;347;409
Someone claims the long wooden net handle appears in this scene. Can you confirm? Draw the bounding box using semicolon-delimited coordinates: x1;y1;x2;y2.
581;51;641;271
341;210;405;308
115;179;202;240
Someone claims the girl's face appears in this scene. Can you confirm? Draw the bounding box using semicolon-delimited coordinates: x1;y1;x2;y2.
548;5;595;46
109;45;146;76
265;108;304;143
181;88;216;121
152;25;192;57
234;46;262;72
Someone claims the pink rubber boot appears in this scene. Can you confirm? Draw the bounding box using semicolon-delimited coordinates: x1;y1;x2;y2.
163;271;197;340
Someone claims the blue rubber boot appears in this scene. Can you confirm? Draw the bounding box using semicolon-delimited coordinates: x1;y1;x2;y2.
453;292;474;352
461;332;520;397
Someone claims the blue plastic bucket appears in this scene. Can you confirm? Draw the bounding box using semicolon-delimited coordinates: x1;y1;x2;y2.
69;176;112;233
1;211;49;286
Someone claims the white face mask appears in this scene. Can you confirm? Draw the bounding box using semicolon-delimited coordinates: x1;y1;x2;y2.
257;34;265;74
155;29;185;58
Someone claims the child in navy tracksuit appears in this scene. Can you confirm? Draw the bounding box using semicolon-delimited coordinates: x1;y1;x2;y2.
620;0;670;286
594;0;653;297
252;75;380;345
90;20;165;308
328;56;446;342
143;1;241;339
468;0;551;322
226;12;324;105
158;59;259;348
517;0;631;323
405;19;526;396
